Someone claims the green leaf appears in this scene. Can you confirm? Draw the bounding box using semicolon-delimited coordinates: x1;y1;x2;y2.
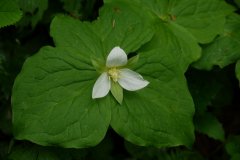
93;2;154;54
110;23;196;148
166;22;201;71
12;46;112;148
194;113;225;141
226;135;240;159
0;0;22;28
194;13;240;70
147;21;201;72
17;0;48;27
110;82;123;104
12;2;154;148
169;0;234;43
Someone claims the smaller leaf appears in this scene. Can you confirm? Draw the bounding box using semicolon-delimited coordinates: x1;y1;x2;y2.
110;81;123;104
195;113;225;141
194;13;240;70
127;54;139;68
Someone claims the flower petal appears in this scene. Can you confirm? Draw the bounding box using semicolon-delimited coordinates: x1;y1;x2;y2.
106;46;128;67
118;69;149;91
92;72;111;99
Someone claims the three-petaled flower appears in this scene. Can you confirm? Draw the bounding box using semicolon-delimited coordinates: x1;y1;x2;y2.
92;46;149;104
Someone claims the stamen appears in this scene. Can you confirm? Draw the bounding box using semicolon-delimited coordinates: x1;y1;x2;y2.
108;68;120;82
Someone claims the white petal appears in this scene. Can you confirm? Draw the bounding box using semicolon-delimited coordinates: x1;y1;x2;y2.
92;72;111;99
118;69;149;91
106;46;128;67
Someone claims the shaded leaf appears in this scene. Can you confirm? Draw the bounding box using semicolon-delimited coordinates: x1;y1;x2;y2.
0;0;22;28
194;113;225;141
17;0;48;27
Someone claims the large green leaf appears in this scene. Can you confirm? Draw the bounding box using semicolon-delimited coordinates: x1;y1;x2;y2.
12;46;112;148
110;23;195;147
12;2;154;148
0;0;22;28
194;13;240;70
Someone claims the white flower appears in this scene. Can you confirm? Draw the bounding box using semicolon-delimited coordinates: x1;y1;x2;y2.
92;46;149;103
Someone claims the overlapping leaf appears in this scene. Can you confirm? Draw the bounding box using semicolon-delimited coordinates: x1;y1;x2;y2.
195;113;224;141
194;14;240;70
0;0;22;28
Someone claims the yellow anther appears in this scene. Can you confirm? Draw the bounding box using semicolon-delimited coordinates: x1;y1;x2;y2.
108;68;120;82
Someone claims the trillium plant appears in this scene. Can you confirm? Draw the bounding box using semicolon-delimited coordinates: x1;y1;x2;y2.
92;46;149;104
5;0;240;158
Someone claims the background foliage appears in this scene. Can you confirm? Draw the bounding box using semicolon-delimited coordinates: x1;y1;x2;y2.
1;0;240;159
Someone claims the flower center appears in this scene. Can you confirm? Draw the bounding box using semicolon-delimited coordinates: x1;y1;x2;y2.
108;67;120;82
